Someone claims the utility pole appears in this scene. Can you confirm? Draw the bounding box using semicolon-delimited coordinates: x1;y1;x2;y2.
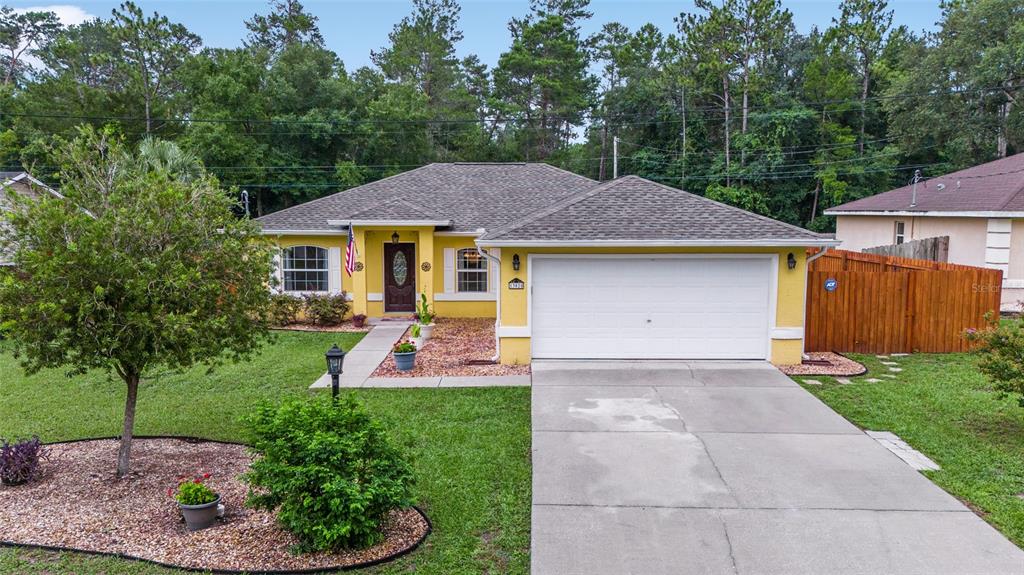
613;136;619;179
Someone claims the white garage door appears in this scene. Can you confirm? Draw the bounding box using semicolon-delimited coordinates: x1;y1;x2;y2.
530;256;774;360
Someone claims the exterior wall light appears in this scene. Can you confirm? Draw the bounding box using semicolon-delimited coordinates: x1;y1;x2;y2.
787;252;797;270
512;254;521;271
391;231;400;244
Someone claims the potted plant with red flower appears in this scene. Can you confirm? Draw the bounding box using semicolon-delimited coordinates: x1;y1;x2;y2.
169;472;221;531
392;339;417;371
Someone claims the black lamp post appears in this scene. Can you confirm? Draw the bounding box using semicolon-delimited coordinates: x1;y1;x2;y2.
325;344;346;401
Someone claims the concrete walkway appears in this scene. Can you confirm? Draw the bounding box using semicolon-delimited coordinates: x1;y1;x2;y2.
530;360;1024;575
310;321;411;389
310;321;531;389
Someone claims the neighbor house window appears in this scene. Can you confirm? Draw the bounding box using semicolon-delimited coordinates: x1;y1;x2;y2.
456;248;488;292
894;221;906;245
282;246;328;292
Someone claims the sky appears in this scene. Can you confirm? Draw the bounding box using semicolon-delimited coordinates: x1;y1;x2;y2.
10;1;945;70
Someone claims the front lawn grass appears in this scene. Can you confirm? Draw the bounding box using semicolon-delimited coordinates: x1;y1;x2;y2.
794;353;1024;548
0;330;531;574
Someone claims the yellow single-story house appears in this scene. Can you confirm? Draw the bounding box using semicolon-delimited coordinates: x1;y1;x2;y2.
256;163;837;366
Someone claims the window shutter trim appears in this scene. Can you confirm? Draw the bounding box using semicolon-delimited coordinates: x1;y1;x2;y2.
328;246;342;294
444;248;456;293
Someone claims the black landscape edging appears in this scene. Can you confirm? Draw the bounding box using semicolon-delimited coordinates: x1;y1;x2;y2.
0;436;431;574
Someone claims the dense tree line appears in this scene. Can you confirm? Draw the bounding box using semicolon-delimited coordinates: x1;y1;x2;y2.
0;0;1020;229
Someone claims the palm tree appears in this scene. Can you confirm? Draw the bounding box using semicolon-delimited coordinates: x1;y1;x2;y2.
137;137;203;182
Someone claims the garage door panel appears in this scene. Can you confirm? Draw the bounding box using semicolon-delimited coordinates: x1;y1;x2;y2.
531;257;772;360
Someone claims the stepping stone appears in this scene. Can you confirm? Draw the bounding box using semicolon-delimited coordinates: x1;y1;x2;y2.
891;353;910;357
875;355;890;359
881;374;898;379
801;379;823;386
889;367;903;373
836;378;853;385
880;361;899;366
864;378;883;383
865;430;940;471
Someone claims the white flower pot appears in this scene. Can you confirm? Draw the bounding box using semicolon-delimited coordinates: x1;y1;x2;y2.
418;323;435;340
411;336;424;349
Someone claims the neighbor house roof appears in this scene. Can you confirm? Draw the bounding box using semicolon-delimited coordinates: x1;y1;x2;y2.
256;162;598;233
1;172;62;265
825;153;1024;216
477;175;834;246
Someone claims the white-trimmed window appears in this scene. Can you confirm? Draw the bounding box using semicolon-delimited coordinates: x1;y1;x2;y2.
456;248;488;292
282;246;328;292
894;221;906;245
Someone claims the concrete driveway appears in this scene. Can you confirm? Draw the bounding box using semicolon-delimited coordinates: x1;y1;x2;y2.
531;360;1024;575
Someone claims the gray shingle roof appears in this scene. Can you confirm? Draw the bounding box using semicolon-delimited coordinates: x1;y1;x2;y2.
826;153;1024;214
256;163;598;232
478;175;830;244
347;198;445;221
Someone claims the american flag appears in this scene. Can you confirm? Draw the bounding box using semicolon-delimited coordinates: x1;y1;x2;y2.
345;228;357;276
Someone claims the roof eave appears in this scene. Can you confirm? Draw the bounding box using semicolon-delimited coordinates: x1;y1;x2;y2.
327;219;453;227
825;209;1024;218
475;238;841;248
259;229;345;236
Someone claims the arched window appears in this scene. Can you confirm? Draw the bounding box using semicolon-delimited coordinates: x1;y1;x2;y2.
282;246;328;292
456;248;488;292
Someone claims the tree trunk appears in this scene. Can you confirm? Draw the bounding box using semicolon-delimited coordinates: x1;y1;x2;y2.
599;121;607;181
859;63;869;155
998;97;1013;158
116;372;140;478
723;75;732;187
810;180;821;222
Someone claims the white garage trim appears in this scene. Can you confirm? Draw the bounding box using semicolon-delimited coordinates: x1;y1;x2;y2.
771;327;804;340
525;253;779;361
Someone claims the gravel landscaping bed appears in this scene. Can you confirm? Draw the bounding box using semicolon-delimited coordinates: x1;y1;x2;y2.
777;352;867;376
0;438;428;573
372;318;531;378
272;322;370;333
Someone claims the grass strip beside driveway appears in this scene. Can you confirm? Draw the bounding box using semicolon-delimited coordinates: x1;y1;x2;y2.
794;353;1024;549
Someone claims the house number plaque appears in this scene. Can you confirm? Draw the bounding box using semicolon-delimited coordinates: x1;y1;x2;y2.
508;278;525;290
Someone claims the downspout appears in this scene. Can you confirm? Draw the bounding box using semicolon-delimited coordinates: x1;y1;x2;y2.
476;235;501;363
805;245;832;265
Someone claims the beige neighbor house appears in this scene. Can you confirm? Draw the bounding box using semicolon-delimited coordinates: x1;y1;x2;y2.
826;153;1024;310
256;163;838;366
0;171;61;266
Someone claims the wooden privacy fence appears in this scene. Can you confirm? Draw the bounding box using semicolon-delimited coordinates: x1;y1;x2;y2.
805;249;1003;354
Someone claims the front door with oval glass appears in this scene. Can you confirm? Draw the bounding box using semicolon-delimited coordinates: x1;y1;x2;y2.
384;243;416;312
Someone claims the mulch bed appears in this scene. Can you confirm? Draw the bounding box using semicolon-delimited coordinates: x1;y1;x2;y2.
273;321;370;333
371;318;531;378
0;438;428;573
777;352;867;376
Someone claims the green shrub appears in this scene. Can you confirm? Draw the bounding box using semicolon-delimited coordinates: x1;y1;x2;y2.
303;292;350;325
242;395;414;552
268;293;303;327
966;314;1024;406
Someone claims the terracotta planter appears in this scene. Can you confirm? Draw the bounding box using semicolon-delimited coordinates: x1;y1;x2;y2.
179;494;221;531
394;351;417;371
352;315;367;328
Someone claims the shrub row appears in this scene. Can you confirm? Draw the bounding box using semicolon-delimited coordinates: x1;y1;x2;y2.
269;292;351;326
